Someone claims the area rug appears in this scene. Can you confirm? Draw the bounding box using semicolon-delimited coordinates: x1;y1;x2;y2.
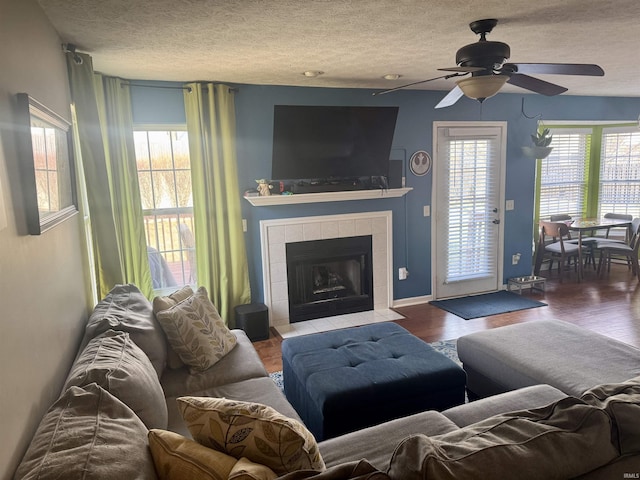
269;339;461;391
429;290;546;320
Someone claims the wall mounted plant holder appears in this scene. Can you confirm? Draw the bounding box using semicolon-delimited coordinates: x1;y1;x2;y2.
16;93;78;234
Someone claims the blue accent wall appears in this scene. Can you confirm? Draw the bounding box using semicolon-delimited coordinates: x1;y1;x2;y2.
131;82;640;302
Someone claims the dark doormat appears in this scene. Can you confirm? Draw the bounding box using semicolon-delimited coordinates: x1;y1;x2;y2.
430;290;547;320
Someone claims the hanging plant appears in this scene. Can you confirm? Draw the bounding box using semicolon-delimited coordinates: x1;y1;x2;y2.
522;128;553;159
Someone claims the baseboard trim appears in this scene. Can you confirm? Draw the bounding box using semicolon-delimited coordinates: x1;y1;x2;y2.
392;295;432;308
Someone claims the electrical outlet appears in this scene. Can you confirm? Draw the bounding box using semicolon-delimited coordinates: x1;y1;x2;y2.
242;219;247;233
423;205;430;217
506;200;515;211
512;253;521;265
398;267;409;280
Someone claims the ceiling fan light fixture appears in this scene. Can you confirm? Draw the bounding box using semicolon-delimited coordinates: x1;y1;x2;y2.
456;74;508;101
302;70;324;77
382;74;402;80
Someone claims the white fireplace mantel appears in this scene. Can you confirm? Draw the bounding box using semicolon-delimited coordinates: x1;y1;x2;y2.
245;187;412;206
260;211;393;327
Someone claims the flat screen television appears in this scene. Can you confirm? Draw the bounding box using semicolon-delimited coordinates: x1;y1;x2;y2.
271;105;399;180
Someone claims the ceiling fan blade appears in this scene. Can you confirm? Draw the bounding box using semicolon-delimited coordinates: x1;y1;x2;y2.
438;66;486;73
507;73;568;96
506;63;604;76
372;73;467;96
435;85;465;109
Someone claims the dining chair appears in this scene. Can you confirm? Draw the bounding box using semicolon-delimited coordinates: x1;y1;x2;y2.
535;221;587;281
549;214;572;222
596;218;640;279
546;215;597;269
603;212;633;242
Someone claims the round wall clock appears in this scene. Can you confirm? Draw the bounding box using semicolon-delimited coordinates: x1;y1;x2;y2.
410;150;432;176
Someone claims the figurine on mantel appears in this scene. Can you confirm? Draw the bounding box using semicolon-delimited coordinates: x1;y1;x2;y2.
256;179;272;196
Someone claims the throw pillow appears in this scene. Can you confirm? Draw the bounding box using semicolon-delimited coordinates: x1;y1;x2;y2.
63;329;168;429
177;396;325;475
153;285;194;369
14;384;157;480
229;458;277;480
581;375;640;454
82;283;167;377
148;429;237;480
386;397;618;480
156;287;237;372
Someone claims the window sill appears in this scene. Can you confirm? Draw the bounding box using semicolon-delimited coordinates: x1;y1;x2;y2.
243;187;412;206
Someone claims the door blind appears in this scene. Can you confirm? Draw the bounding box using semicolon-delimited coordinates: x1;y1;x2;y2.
444;136;498;282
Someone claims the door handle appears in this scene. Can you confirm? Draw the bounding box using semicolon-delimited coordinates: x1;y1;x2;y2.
493;219;500;224
492;208;498;213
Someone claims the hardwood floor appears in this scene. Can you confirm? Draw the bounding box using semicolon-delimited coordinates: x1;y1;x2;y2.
253;263;640;373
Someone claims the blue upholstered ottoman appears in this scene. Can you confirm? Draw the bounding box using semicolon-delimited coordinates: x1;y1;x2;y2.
281;322;466;440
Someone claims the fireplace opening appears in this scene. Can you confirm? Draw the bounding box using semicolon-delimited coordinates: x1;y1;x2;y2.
286;236;373;323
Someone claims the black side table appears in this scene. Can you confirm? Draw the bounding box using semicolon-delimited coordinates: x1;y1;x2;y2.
234;303;269;341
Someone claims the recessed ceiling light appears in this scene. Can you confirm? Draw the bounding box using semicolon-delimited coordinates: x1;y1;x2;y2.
383;74;402;80
302;71;324;77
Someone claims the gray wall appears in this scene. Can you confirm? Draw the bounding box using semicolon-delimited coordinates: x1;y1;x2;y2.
0;1;89;478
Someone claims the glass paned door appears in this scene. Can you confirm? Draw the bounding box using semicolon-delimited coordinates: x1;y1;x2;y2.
434;123;506;299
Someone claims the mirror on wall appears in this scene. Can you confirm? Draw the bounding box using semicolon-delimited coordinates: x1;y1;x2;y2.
16;93;77;235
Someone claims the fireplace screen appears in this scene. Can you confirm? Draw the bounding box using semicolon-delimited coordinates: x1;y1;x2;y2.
286;236;373;323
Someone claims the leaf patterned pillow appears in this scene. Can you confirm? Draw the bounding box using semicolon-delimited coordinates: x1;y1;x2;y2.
156;287;237;372
177;397;325;475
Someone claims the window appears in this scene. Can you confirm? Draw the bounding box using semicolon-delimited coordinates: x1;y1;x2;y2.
133;127;195;289
537;129;591;220
536;124;640;225
599;127;640;217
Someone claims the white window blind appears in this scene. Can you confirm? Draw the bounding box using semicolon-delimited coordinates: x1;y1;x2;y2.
445;135;498;282
539;130;591;219
599;127;640;217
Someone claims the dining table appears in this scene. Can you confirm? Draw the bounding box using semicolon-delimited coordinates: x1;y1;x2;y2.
567;218;632;281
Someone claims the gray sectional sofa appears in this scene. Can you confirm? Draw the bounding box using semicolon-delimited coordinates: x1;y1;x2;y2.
13;284;640;479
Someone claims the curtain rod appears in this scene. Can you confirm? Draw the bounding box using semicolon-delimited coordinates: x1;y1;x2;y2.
122;82;239;94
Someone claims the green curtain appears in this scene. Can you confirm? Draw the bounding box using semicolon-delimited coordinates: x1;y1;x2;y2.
183;83;251;325
66;53;153;299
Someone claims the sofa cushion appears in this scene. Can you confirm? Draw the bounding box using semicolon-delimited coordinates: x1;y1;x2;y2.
64;329;168;429
156;287;237;373
153;285;194;369
443;384;567;427
319;410;458;471
161;329;268;398
167;377;303;438
148;429;238;480
581;375;640;454
273;460;390;480
228;457;277;480
177;396;325;475
14;384;157;480
386;397;618;480
82;283;167;377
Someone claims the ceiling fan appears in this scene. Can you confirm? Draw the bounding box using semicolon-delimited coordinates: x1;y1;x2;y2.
373;19;604;108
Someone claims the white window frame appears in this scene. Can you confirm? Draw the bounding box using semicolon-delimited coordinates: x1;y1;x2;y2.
133;124;195;292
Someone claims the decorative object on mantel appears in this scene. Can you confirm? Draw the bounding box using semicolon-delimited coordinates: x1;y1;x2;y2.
522;127;553;160
256;179;272;196
409;150;432;176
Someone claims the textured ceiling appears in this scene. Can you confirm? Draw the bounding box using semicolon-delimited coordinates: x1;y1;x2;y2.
38;0;640;97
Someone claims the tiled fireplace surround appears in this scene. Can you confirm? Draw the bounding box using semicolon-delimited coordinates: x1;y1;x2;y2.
260;211;403;337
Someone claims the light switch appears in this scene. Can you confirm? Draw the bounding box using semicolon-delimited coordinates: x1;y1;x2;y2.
242;219;247;232
423;205;430;217
506;200;515;211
